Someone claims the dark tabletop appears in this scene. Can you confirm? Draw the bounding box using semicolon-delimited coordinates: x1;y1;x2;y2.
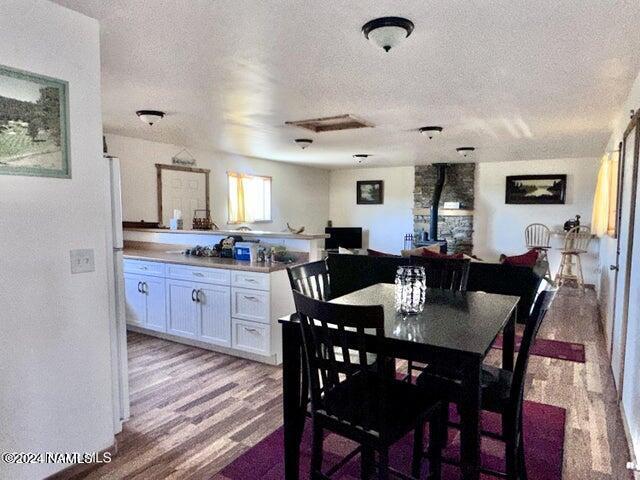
280;283;519;358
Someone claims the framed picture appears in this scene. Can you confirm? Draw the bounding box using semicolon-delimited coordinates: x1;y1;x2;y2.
0;64;70;178
505;174;566;204
357;180;383;204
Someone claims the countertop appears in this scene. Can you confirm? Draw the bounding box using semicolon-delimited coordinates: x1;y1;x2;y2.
123;246;307;273
124;227;329;240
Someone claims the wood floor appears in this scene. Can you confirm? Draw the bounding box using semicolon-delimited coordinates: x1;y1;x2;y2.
69;287;631;479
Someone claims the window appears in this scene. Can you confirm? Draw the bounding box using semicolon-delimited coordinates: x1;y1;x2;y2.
227;172;272;223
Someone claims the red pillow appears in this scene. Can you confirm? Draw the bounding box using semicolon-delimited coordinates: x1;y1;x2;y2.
420;249;464;259
501;249;539;267
367;248;398;257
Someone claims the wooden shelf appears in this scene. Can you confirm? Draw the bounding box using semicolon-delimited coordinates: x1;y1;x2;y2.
413;208;474;217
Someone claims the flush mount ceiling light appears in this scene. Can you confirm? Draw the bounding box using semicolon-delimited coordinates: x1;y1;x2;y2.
362;17;414;52
136;110;165;126
456;147;476;158
418;126;443;139
295;138;313;149
353;154;371;164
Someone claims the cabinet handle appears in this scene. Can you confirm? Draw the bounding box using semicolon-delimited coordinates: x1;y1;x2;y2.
243;295;259;301
137;281;142;293
243;326;259;334
193;272;204;277
245;278;257;283
142;282;148;294
139;266;148;270
191;289;197;302
196;289;202;303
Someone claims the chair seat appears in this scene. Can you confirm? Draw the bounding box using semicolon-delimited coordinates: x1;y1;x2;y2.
415;364;512;414
559;249;587;255
321;371;440;442
528;245;551;251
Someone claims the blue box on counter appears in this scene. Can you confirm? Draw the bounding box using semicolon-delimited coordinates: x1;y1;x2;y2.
233;244;252;261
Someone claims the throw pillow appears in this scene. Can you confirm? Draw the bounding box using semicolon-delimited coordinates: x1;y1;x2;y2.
421;249;465;260
500;249;539;267
367;248;398;257
400;244;441;257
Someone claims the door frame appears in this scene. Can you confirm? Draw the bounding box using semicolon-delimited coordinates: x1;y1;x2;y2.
610;111;640;398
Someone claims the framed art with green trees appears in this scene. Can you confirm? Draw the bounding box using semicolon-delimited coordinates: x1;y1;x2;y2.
0;64;70;178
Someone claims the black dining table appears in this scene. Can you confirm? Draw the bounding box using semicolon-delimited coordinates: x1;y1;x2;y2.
279;283;519;480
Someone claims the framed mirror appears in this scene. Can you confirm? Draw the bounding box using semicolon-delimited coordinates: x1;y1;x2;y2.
156;164;210;227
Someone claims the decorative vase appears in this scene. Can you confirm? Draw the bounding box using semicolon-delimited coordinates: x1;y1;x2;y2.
395;266;426;315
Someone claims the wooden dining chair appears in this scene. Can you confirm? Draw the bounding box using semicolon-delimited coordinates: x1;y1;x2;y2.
292;290;445;480
404;256;471;381
524;223;552;282
288;260;332;301
555;226;591;292
415;289;557;480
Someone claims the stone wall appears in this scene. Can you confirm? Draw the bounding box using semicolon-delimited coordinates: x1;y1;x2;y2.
413;164;475;254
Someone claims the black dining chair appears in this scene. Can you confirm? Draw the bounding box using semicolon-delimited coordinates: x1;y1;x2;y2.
415;289;557;480
404;256;471;381
292;290;445;480
288;260;332;301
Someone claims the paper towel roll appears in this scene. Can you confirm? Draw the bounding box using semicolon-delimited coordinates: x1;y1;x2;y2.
173;209;182;220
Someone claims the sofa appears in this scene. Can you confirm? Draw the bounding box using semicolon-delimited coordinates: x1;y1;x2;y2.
326;253;543;324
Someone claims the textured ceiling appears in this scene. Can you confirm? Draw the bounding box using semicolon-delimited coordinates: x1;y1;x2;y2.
53;0;640;168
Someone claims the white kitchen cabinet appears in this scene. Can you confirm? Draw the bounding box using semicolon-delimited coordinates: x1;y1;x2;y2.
198;283;231;347
166;279;199;338
124;272;166;332
231;287;270;324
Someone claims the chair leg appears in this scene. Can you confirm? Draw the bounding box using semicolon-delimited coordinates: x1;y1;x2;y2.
406;360;414;382
427;402;448;479
518;436;528;480
378;448;390;480
412;421;424;478
504;417;519;480
311;422;324;480
554;254;564;286
575;254;585;293
361;446;375;480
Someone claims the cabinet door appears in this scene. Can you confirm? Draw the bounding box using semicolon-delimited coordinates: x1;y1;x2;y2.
143;276;166;332
197;284;231;346
166;279;199;338
124;273;146;326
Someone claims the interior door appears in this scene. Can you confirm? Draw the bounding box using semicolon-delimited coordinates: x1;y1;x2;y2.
124;273;146;326
198;283;231;346
611;115;639;392
161;169;207;225
167;279;199;338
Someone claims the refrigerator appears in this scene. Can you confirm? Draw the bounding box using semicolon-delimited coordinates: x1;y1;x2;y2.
106;154;130;432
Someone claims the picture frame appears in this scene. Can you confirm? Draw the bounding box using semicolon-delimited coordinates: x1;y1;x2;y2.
505;174;566;204
0;64;70;178
356;180;384;204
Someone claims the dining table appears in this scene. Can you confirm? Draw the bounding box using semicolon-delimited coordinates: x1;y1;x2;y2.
279;283;519;480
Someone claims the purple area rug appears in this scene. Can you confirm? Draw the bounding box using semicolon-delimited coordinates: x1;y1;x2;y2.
217;401;566;480
492;335;585;363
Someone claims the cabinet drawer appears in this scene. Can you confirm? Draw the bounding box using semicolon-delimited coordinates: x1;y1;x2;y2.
166;264;230;285
231;287;270;324
123;259;165;277
231;271;270;291
232;319;270;356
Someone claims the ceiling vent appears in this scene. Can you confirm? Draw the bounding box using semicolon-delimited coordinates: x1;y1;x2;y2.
285;114;374;133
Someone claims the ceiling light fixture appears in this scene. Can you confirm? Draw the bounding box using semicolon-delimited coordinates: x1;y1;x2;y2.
136;110;165;126
418;126;443;139
353;154;371;164
362;17;414;52
456;147;476;158
295;138;313;149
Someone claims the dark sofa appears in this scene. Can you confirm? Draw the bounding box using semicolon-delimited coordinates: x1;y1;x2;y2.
326;253;543;324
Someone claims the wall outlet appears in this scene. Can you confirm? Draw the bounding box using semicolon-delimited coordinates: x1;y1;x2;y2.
70;249;95;274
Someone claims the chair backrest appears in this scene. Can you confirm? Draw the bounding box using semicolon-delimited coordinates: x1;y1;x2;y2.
510;289;557;418
292;290;388;435
524;223;551;249
564;225;592;251
287;260;331;301
326;253;406;298
410;256;471;291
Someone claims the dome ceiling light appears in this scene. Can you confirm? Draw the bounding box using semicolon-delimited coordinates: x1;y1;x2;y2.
362;17;414;52
136;110;165;126
353;154;371;164
456;147;476;158
418;126;443;139
295;138;313;149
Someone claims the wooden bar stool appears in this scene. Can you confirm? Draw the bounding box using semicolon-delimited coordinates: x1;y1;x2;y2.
524;223;552;283
555;226;591;292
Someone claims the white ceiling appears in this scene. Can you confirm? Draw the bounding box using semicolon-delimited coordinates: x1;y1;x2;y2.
53;0;640;169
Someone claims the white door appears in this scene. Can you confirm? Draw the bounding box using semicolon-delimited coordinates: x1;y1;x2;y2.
160;169;207;226
143;276;166;332
167;279;199;338
198;284;231;346
612;123;637;390
124;273;146;326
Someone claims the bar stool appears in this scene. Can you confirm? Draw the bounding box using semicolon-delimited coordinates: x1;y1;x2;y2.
524;223;552;283
555;226;592;292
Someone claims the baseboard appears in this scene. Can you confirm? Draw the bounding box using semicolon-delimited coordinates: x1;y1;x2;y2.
620;402;640;479
45;442;117;480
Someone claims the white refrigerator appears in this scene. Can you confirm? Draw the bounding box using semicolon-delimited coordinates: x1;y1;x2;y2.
106;154;130;432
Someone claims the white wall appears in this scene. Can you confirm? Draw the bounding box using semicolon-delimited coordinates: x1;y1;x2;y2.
0;1;114;479
474;157;600;281
105;134;330;235
329;167;414;254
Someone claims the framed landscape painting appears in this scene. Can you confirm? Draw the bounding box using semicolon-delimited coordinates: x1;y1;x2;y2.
0;65;70;178
356;180;383;204
505;174;566;204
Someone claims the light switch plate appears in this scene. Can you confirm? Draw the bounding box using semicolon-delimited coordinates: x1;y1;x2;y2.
70;249;95;274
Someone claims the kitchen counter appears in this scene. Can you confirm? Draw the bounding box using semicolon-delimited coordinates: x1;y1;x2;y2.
124;227;329;240
123;245;307;273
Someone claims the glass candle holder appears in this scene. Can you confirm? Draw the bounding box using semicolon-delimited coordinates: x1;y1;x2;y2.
395;266;426;315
